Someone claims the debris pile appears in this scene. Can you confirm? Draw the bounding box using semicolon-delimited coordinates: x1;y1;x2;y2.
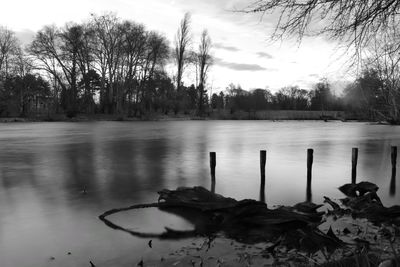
99;182;400;266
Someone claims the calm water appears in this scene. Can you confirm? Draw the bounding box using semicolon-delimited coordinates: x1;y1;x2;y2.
0;121;399;266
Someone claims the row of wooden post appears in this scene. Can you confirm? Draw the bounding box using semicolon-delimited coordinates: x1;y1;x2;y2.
209;146;398;201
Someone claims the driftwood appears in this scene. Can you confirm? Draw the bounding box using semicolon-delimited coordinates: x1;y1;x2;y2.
339;181;379;197
332;182;400;225
99;186;341;253
99;182;400;265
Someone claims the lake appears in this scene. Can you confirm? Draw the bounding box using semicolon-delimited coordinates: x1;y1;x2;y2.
0;121;399;266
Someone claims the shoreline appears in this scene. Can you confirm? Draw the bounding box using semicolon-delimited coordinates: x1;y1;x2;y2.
0;110;360;123
0;115;375;124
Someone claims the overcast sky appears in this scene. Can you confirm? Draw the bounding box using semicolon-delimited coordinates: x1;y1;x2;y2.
0;0;352;93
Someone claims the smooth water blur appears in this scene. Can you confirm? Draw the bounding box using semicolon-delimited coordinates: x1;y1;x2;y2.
0;121;399;266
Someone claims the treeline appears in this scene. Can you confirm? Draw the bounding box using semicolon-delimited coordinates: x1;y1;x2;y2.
211;81;343;113
213;74;400;122
0;12;399;122
0;12;212;118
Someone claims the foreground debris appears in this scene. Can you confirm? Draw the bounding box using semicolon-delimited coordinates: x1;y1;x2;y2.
99;182;400;266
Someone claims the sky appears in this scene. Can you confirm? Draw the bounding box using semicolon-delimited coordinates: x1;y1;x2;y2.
0;0;353;94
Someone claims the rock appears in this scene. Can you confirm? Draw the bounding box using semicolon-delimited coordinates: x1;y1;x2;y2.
356;181;379;196
339;181;379;197
338;183;358;197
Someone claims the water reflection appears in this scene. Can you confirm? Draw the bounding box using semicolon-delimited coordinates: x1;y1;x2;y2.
390;167;396;196
210;152;216;193
259;150;266;203
306;184;312;203
259;181;266;203
306;149;313;202
390;146;397;196
0;151;37;188
61;142;100;199
0;121;399;267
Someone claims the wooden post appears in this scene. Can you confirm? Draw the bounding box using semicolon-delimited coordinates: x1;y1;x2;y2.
391;146;397;168
260;150;266;183
260;150;266;202
390;146;397;196
351;148;358;184
306;149;313;202
210;152;216;193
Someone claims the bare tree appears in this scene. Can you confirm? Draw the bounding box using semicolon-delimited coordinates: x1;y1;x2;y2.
0;26;19;79
174;12;191;92
1;13;194;117
196;30;212;115
28;26;69;99
59;24;84;114
11;47;34;77
137;31;170;112
146;32;169;80
29;24;89;115
364;26;400;123
242;0;400;53
119;21;147;113
90;13;124;114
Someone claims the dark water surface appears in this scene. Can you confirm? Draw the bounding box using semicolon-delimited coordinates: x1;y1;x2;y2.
0;121;399;266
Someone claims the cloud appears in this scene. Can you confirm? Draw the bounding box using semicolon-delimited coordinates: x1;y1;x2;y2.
256;51;273;59
308;73;319;78
213;42;240;52
214;57;276;71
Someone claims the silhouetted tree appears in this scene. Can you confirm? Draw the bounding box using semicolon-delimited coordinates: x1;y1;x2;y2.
119;21;147;114
225;84;250;112
29;25;75;116
78;69;101;113
274;86;309;110
73;24;96;113
365;29;400;123
90;13;124;114
174;13;191;92
196;30;212;115
139;31;170;113
0;74;50;117
309;79;333;111
343;70;380;119
249;88;273;110
150;71;174;114
58;24;87;116
211;91;224;110
0;27;20;79
1;12;222;118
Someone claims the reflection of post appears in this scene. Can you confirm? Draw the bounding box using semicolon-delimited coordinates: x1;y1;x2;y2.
210;152;216;193
390;146;397;196
306;149;313;202
352;147;358;184
260;150;266;202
